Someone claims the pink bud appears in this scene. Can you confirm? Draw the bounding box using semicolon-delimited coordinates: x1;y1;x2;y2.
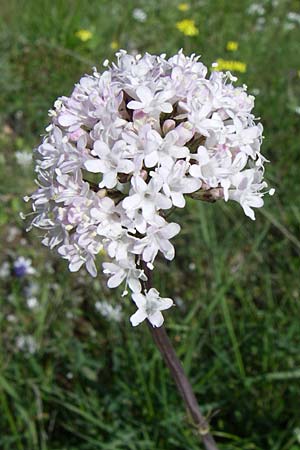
175;123;194;145
133;110;146;121
163;119;176;135
140;170;148;180
68;128;86;142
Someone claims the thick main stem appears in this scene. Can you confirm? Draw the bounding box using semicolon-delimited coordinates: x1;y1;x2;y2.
142;262;219;450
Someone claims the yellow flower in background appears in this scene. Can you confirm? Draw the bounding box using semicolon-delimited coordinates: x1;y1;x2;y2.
110;40;119;50
176;19;199;36
298;69;300;78
226;41;239;52
178;3;190;11
212;58;247;73
75;29;93;42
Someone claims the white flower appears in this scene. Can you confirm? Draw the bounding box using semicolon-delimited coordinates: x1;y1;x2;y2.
189;146;247;200
15;151;32;167
187;101;223;137
58;240;97;277
228;169;266;220
122;176;172;221
152;160;201;207
127;86;173;116
95;300;123;322
133;219;180;264
26;49;272;326
132;8;147;22
142;127;190;168
130;288;173;327
103;258;147;293
226;118;263;159
27;297;39;309
84;140;134;188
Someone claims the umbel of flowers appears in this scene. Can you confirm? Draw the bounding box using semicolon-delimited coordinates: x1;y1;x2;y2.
26;50;273;327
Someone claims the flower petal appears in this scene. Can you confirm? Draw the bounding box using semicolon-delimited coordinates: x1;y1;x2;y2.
148;311;164;327
84;159;108;173
131;293;146;308
107;271;125;288
123;193;142;210
130;309;147;326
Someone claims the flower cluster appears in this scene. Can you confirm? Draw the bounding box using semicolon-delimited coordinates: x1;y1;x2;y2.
26;50;273;327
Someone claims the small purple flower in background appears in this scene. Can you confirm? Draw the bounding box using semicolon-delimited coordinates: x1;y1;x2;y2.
13;256;36;277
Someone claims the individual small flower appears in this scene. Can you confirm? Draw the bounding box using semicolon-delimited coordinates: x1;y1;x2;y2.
122;176;172;221
228;169;271;220
132;8;147;22
95;300;123;322
75;29;93;42
103;258;147;294
132;219;181;265
58;240;98;277
127;86;173;116
178;3;190;11
13;256;36;277
226;41;239;52
142;127;190;168
176;19;199;36
151;161;201;208
84;140;135;189
130;288;174;327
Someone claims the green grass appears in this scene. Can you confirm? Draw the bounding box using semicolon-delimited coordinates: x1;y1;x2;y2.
1;0;300;449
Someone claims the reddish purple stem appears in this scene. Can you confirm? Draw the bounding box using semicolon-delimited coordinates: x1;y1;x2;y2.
142;262;219;450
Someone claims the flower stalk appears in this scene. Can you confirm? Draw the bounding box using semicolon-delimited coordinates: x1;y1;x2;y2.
142;262;219;450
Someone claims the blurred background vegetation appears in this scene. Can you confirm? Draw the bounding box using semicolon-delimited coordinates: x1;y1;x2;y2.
0;0;300;449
